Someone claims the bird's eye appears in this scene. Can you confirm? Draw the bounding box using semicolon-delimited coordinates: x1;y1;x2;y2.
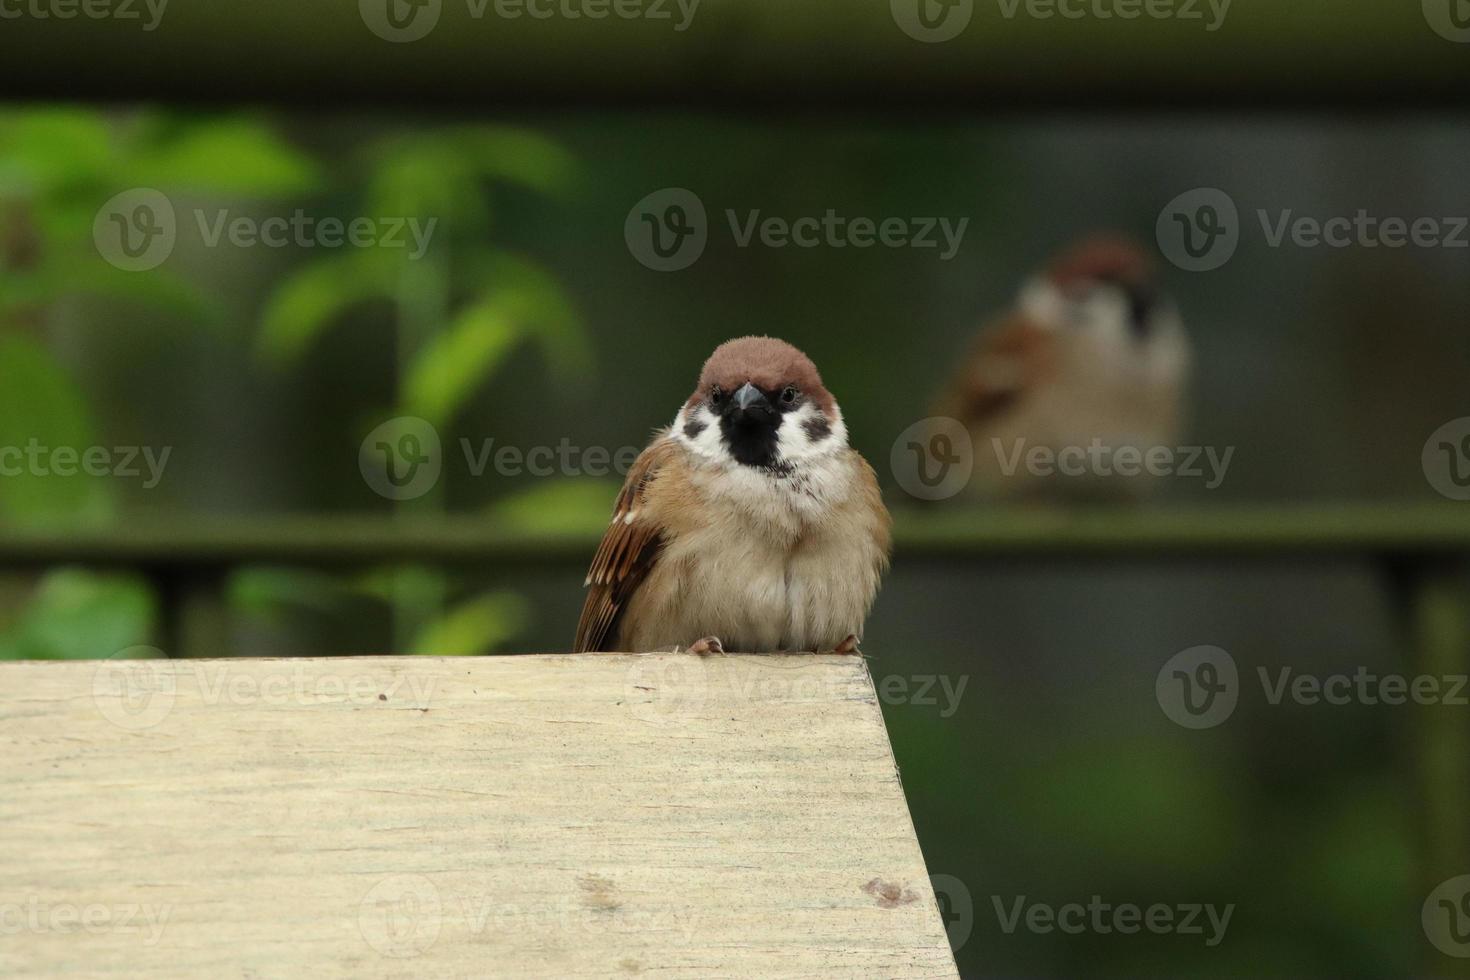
709;386;724;404
781;385;799;404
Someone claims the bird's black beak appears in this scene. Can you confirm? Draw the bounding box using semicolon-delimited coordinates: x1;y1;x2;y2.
730;382;773;420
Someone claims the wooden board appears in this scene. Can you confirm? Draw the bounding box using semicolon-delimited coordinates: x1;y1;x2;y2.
0;654;957;978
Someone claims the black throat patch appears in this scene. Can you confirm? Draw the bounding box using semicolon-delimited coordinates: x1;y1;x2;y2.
720;412;782;469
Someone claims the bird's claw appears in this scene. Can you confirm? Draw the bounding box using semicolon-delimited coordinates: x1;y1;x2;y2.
833;634;861;655
688;636;724;655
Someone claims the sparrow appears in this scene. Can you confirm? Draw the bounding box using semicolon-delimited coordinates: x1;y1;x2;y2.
574;336;891;655
935;234;1191;499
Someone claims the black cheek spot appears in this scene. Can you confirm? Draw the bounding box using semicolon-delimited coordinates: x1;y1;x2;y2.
683;417;708;440
802;415;832;442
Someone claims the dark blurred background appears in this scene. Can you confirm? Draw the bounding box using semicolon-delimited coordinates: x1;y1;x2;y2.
4;0;1470;976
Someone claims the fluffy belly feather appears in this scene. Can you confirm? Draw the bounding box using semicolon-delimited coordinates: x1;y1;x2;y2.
617;466;883;652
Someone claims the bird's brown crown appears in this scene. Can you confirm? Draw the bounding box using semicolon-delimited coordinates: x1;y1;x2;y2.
1046;234;1155;290
692;336;833;413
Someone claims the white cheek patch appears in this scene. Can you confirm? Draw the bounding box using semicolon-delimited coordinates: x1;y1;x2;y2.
674;400;848;469
774;401;848;464
672;403;727;462
1018;277;1066;330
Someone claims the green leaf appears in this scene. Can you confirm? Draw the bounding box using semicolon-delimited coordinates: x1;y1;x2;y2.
0;570;154;660
450;127;580;198
256;254;389;366
125;119;321;197
227;567;360;623
0;109;115;195
353;566;444;608
401;297;526;426
408;591;529;656
17;258;223;325
466;251;591;384
0;335;111;524
490;480;621;535
363;143;485;232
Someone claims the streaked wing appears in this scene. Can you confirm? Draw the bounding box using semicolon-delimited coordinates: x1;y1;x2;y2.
572;437;675;653
942;315;1056;424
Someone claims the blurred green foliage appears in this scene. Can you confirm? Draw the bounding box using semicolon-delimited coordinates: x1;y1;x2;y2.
0;108;594;660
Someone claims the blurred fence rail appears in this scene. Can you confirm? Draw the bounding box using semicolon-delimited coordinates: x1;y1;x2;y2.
1;0;1466;110
0;505;1468;568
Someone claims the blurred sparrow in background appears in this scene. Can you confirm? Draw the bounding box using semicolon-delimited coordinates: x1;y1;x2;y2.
575;336;891;654
936;234;1190;499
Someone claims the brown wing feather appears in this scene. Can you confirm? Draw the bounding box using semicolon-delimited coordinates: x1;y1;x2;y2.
939;314;1057;425
572;437;675;653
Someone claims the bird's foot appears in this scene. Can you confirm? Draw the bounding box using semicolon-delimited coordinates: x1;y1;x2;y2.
833;635;861;655
687;636;725;655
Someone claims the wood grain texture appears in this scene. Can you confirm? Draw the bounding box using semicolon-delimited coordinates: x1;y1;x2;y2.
0;654;957;979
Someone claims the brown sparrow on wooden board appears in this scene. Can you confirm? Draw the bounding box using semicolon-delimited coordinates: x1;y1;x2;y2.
935;234;1190;499
574;336;891;654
